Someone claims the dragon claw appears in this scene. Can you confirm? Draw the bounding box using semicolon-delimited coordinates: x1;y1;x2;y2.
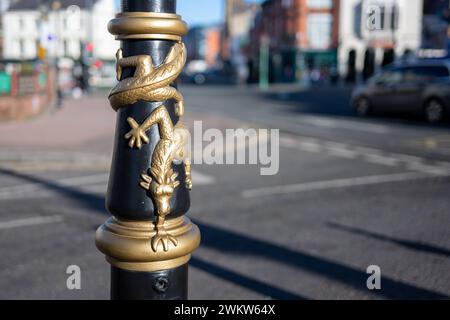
140;174;152;190
170;171;179;181
185;178;192;190
151;230;178;252
125;118;149;149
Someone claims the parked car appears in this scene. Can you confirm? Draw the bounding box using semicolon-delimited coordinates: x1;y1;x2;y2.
351;61;450;123
180;68;236;85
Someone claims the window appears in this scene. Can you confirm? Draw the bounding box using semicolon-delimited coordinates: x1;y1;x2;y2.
18;17;24;29
63;40;69;56
403;66;450;82
308;13;332;49
282;0;293;8
308;0;333;9
372;68;402;84
419;66;450;78
19;40;25;57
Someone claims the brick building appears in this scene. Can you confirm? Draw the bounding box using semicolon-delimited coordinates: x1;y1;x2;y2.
184;25;223;68
249;0;340;83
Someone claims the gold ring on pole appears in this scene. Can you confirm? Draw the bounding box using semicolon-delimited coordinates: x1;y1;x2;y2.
108;12;188;41
95;216;201;272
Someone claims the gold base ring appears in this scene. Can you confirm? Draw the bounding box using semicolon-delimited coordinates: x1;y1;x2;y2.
96;216;201;272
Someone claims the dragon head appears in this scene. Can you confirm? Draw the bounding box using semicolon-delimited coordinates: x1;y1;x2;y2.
141;167;180;217
151;182;176;216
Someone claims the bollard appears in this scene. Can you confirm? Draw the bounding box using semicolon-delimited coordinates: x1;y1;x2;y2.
96;0;200;300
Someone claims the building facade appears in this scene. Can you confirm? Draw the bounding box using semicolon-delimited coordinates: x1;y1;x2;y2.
0;0;13;58
226;0;260;83
2;0;117;61
338;0;423;81
249;0;341;83
184;24;223;68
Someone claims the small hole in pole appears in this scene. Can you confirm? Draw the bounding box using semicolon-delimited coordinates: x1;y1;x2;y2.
153;277;169;293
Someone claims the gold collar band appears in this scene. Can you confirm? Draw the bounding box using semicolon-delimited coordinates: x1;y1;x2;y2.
108;12;188;41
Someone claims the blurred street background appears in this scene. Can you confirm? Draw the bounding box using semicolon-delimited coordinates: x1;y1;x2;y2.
0;0;450;299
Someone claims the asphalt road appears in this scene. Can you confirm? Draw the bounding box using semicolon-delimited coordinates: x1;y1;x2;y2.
0;84;449;299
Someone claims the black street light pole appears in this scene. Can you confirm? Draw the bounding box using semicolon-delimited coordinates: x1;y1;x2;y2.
96;0;200;300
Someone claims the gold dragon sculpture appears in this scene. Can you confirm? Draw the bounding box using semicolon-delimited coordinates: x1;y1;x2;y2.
109;42;192;253
109;42;186;117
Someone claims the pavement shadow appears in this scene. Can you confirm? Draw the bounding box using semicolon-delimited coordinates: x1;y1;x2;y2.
190;257;305;299
0;167;302;299
0;167;448;299
0;168;106;214
263;86;355;117
261;86;450;130
197;222;448;299
326;222;450;258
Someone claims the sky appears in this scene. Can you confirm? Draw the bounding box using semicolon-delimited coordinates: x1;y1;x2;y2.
178;0;223;26
115;0;262;27
179;0;263;26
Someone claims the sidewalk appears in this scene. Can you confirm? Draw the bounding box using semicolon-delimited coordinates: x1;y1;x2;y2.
0;93;116;152
0;92;252;171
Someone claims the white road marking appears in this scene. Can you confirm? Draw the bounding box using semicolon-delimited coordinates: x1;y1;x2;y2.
241;172;441;199
278;137;297;148
390;153;424;164
0;215;63;230
192;170;215;185
0;151;112;171
0;173;109;200
193;130;266;160
297;139;323;153
0;170;214;201
363;154;400;167
437;161;450;169
300;116;391;134
406;163;450;176
323;142;358;159
280;135;450;173
56;173;109;186
354;146;383;156
0;151;110;162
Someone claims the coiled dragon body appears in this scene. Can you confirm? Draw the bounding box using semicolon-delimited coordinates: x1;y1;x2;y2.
112;42;191;252
109;42;186;116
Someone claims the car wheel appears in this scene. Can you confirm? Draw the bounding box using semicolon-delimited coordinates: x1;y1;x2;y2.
424;99;445;123
193;73;206;85
355;97;371;117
